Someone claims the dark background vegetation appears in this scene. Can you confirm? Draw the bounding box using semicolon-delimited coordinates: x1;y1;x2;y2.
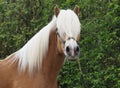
0;0;120;88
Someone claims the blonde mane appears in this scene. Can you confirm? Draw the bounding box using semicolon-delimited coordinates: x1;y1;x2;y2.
15;16;57;73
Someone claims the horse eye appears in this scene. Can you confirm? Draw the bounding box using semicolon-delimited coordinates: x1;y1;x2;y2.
77;34;80;41
76;40;80;44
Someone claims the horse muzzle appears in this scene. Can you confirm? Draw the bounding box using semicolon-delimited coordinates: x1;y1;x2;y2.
64;40;80;61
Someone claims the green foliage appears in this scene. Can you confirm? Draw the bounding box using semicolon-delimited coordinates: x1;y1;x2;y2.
0;0;120;88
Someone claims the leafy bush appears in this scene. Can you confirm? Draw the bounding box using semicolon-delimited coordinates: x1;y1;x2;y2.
0;0;120;88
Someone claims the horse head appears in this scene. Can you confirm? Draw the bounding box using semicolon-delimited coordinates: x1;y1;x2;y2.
54;5;81;61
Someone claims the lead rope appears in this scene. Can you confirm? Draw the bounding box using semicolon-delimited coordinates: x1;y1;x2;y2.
77;59;87;88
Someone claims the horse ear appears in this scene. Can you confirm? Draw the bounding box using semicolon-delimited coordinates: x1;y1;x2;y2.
54;5;60;17
73;5;79;16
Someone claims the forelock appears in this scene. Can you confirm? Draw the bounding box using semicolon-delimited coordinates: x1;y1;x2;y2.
56;9;81;39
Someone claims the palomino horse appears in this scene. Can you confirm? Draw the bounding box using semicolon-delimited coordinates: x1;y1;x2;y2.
0;5;81;88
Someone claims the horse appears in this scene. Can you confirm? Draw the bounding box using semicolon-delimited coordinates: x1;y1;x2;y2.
0;5;81;88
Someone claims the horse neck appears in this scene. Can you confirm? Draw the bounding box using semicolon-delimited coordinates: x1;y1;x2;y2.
42;29;65;79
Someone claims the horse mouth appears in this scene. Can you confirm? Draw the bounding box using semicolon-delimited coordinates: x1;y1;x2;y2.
66;56;78;61
68;58;76;61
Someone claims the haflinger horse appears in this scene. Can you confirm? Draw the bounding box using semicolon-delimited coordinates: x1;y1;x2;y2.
0;5;81;88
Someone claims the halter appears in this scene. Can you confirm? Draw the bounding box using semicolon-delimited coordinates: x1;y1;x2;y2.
56;28;75;44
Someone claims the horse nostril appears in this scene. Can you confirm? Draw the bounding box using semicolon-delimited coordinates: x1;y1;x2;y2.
66;46;70;53
75;46;80;54
76;46;79;52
